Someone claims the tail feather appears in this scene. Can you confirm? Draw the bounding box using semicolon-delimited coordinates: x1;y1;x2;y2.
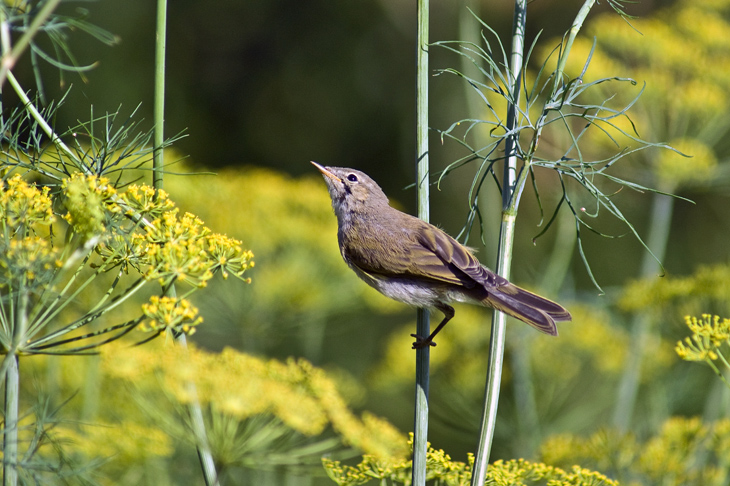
484;283;571;336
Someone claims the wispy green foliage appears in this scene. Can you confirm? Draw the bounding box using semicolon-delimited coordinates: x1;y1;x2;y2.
434;9;680;291
556;0;730;193
676;314;730;389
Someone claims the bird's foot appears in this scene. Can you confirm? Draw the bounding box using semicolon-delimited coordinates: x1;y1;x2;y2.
410;333;437;349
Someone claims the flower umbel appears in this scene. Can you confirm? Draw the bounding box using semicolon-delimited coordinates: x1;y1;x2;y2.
62;173;120;239
203;233;254;280
141;296;202;335
0;236;61;288
676;314;730;362
676;314;730;390
0;175;55;231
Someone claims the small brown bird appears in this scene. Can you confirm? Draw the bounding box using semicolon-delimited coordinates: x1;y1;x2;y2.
312;162;571;348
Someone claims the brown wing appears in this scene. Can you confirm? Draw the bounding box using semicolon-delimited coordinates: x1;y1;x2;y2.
343;216;503;289
416;225;507;288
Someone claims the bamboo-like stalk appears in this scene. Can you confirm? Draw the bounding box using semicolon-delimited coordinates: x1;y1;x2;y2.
471;1;526;483
152;2;218;484
413;0;430;484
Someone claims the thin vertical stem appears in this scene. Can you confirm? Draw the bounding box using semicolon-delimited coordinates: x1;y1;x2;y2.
177;333;220;486
3;356;18;486
153;2;218;484
153;0;167;190
413;0;429;484
471;1;526;483
4;288;27;486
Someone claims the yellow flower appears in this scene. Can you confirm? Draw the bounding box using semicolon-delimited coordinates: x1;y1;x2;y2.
140;296;203;335
121;184;175;218
0;174;55;230
62;173;119;239
654;138;717;189
676;314;730;362
0;236;61;286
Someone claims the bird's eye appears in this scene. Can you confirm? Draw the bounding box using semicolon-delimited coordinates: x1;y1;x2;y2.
347;173;358;182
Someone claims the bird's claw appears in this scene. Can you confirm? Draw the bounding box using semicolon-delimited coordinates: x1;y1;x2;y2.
410;333;437;349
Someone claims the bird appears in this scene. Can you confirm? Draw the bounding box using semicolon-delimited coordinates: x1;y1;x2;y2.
312;161;572;349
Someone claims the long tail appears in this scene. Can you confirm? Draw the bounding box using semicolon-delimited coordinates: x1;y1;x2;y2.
484;283;571;336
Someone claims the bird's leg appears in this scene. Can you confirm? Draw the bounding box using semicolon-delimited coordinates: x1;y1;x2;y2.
410;303;455;349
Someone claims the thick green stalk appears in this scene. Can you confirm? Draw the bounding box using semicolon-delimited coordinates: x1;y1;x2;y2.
153;0;167;190
3;356;18;486
4;288;28;486
471;1;526;483
413;0;429;484
153;2;218;484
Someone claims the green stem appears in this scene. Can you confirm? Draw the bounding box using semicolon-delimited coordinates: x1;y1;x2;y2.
0;0;63;87
153;2;217;483
3;285;28;486
3;355;18;486
153;0;167;190
554;0;596;87
471;2;526;483
6;70;82;166
177;333;219;486
413;0;429;484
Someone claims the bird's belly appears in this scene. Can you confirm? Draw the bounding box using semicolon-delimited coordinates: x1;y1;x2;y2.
349;266;473;308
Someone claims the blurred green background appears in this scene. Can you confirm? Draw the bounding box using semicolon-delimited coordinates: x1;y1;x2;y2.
9;0;730;483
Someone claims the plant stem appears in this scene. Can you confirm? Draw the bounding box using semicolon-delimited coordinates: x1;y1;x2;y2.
3;287;27;486
178;333;220;486
413;0;429;484
3;355;18;486
471;1;526;483
0;0;63;87
153;2;217;484
153;0;167;190
554;0;596;87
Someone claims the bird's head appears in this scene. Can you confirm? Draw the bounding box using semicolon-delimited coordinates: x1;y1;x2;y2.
311;162;389;221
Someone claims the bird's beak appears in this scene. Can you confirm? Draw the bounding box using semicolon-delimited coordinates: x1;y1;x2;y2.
311;161;341;182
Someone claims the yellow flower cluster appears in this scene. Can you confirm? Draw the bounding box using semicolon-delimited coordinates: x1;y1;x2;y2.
551;0;730;189
55;420;174;463
654;138;717;188
676;314;730;362
78;176;255;290
140;295;203;335
324;436;617;486
140;210;254;287
100;342;407;459
542;416;730;486
62;173;120;239
0;175;60;287
0;237;61;286
120;184;175;219
619;264;730;312
0;174;55;230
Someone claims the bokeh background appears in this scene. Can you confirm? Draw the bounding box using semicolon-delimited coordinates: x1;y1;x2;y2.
9;0;730;484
